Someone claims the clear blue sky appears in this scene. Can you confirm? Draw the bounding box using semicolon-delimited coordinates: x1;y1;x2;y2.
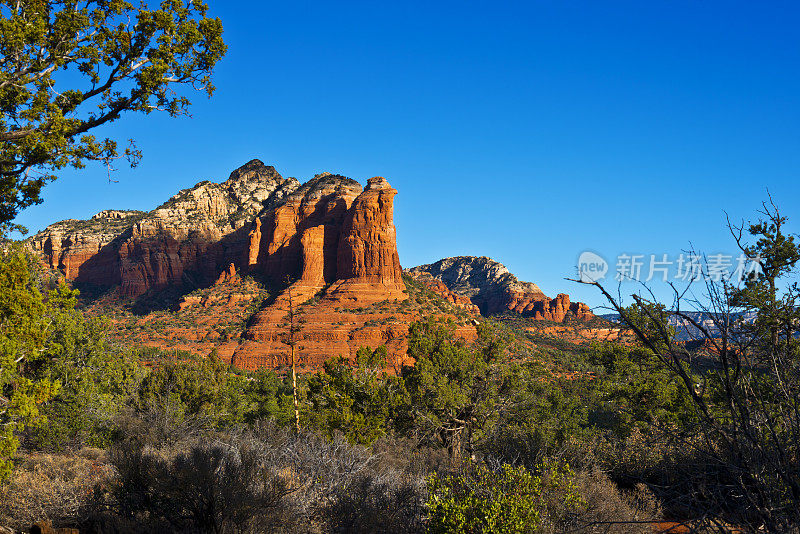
13;0;800;310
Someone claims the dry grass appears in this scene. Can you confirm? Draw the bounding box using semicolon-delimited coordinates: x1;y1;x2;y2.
0;448;113;531
566;467;662;534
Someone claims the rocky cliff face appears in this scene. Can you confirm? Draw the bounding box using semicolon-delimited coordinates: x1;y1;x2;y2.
30;160;407;302
234;175;410;369
405;256;593;322
29;160;424;370
30;160;299;297
29;162;591;370
31;209;147;285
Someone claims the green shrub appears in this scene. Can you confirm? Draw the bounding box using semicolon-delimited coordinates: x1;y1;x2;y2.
304;347;403;445
425;461;583;534
136;350;248;428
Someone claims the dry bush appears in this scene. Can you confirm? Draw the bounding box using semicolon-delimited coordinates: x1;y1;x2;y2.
0;448;113;531
555;467;662;534
370;434;457;476
323;470;425;533
245;420;377;523
109;420;388;533
256;428;428;533
0;420;660;534
113;398;215;447
111;437;295;533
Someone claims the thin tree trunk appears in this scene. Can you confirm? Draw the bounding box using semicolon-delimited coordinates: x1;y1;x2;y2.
288;287;301;433
292;342;300;433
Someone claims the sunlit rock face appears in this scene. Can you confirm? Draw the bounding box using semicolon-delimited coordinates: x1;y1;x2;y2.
30;159;298;296
29;160;421;370
405;256;594;322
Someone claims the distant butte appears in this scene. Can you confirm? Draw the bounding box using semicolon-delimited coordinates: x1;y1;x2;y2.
405;256;594;322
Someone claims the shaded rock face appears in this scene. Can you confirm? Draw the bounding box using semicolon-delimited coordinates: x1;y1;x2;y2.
247;172;362;287
113;162;300;297
405;256;593;322
243;173;405;299
235;176;408;369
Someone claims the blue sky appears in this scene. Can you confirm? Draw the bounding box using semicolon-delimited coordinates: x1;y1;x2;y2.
13;1;800;309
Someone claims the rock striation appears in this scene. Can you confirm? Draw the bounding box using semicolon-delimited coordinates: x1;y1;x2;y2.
30;160;298;296
29;161;409;302
29;160;418;370
405;256;593;322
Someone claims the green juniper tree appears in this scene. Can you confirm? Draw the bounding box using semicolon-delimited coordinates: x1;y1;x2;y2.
402;317;512;459
305;346;405;445
0;245;138;479
136;349;247;429
0;245;59;479
0;0;226;224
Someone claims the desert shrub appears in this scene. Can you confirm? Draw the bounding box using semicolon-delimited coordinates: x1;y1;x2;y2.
113;397;217;448
588;426;678;484
587;343;696;436
324;471;425;534
425;460;662;534
136;350;249;428
370;434;455;476
245;421;375;520
425;460;584;534
111;437;294;533
0;448;113;531
131;346;198;364
557;467;662;534
109;419;380;533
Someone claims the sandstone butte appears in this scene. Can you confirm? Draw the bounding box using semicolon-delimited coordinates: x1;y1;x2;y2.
28;160;594;371
405;256;595;322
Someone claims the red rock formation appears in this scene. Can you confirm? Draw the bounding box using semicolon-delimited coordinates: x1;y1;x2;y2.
215;263;239;285
234;176;410;369
529;324;622;342
31;210;146;288
406;256;595;323
30;162;418;371
523;293;594;322
30;160;297;298
248;173;362;286
248;218;262;268
328;176;406;304
229;301;477;372
410;272;480;314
